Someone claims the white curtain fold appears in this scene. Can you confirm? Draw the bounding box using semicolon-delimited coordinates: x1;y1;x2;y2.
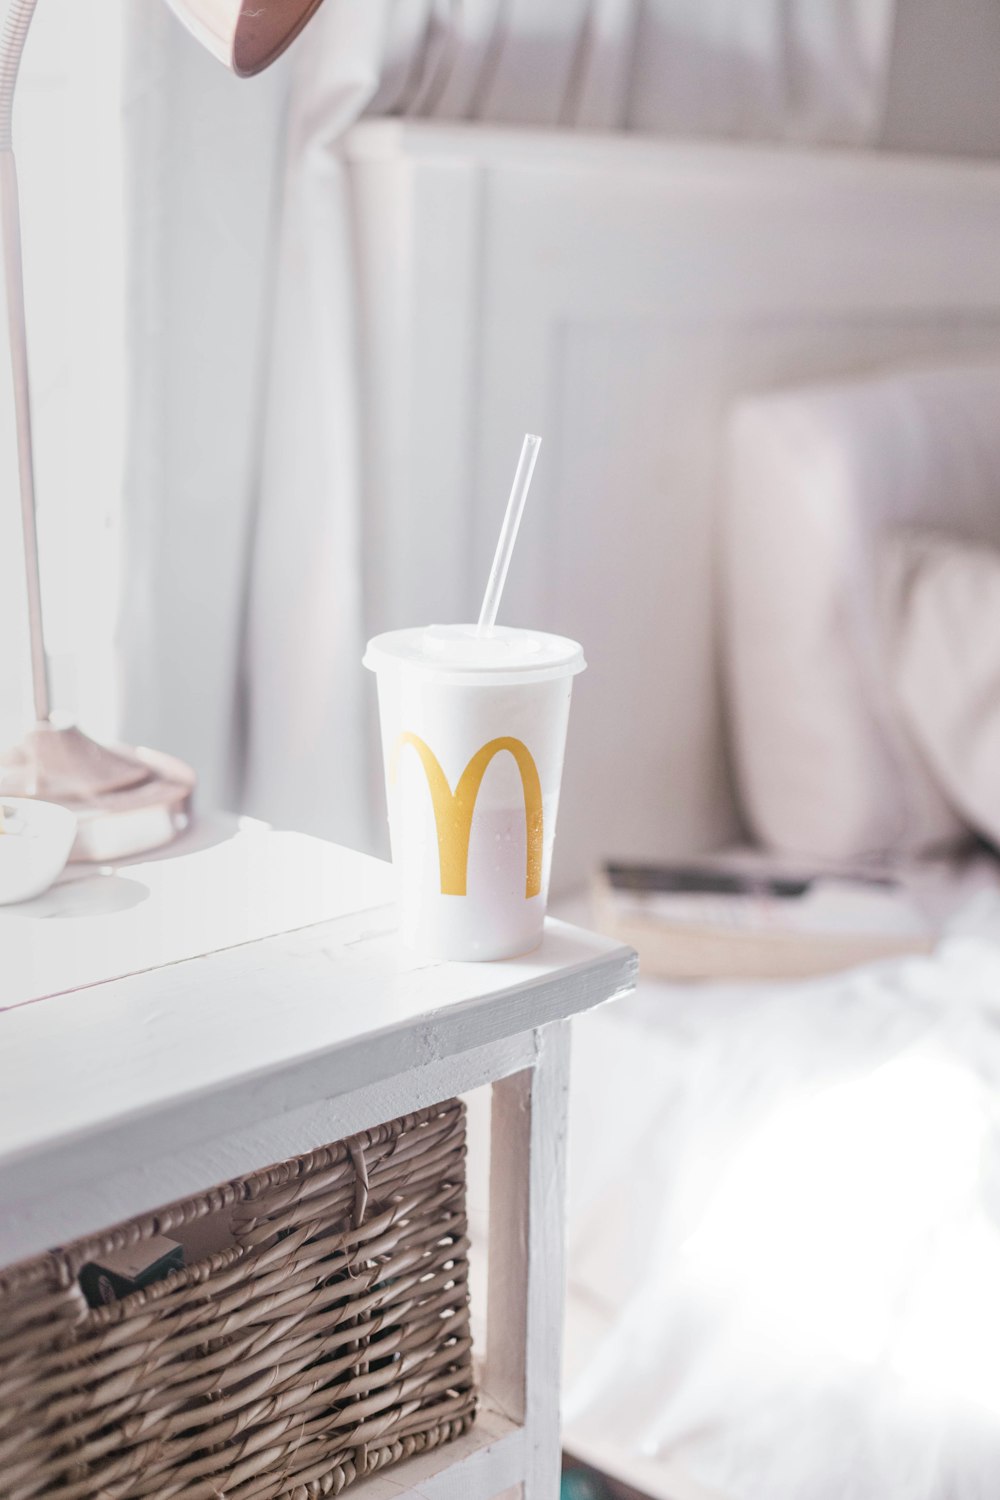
241;1;391;849
120;0;897;844
119;4;290;806
368;0;897;139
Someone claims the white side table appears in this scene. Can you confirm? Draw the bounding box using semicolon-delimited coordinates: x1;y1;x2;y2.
0;820;635;1500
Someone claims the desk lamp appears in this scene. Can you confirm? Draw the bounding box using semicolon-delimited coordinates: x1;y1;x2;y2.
0;0;327;858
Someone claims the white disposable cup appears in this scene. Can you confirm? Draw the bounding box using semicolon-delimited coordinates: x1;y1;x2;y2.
364;624;585;960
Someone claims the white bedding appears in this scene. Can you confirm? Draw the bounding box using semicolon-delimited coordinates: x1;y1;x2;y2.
564;880;1000;1500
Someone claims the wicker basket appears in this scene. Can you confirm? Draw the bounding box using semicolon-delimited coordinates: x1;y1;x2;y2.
0;1099;476;1499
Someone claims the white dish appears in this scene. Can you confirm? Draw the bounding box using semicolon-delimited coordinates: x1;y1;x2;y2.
0;798;77;905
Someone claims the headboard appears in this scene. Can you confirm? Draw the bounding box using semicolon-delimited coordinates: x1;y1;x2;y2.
345;121;1000;887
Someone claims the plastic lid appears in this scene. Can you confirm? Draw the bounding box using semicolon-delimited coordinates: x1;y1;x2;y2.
363;624;585;684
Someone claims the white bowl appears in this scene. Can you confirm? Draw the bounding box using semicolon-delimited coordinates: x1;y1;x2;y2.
0;798;78;905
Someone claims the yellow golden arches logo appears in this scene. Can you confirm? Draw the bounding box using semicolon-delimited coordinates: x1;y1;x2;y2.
390;733;543;899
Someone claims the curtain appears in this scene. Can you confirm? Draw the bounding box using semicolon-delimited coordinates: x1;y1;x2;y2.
120;0;897;848
119;6;290;809
365;0;896;141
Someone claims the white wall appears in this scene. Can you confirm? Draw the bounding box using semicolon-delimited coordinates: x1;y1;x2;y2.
882;0;1000;158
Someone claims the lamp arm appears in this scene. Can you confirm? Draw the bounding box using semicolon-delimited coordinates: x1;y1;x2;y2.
0;0;49;723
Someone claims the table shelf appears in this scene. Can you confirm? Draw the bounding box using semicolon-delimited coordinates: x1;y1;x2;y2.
0;823;636;1499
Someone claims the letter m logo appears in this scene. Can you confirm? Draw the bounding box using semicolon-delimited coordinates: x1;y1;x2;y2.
391;733;543;899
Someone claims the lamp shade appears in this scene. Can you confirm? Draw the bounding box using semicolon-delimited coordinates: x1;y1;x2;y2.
163;0;327;76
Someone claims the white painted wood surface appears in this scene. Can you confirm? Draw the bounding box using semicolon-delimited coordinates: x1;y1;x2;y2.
0;825;636;1499
0;829;634;1266
1;814;391;1012
486;1023;572;1499
346;120;1000;887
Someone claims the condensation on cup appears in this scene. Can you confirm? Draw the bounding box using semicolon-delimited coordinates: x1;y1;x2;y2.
364;624;586;961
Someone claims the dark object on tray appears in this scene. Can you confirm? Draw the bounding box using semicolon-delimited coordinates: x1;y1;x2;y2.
595;856;933;980
0;1100;475;1499
603;860;895;897
604;861;812;898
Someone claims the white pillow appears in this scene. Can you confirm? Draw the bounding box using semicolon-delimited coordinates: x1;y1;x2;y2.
883;530;1000;850
724;361;1000;861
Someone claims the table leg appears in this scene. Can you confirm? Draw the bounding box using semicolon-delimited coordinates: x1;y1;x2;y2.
486;1019;572;1500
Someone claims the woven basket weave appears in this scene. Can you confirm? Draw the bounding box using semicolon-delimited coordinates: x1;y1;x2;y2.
0;1099;476;1499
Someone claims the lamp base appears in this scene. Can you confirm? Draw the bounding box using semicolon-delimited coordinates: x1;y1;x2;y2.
0;722;195;862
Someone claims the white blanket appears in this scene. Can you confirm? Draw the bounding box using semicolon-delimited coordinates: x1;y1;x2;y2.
565;890;1000;1500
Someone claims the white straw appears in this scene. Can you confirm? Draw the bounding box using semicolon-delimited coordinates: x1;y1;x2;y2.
476;433;541;635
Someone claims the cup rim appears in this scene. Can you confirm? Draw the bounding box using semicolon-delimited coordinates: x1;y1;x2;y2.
364;624;586;685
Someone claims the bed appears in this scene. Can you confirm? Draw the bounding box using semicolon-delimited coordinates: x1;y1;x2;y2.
557;347;1000;1498
559;872;1000;1500
345;121;1000;1499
